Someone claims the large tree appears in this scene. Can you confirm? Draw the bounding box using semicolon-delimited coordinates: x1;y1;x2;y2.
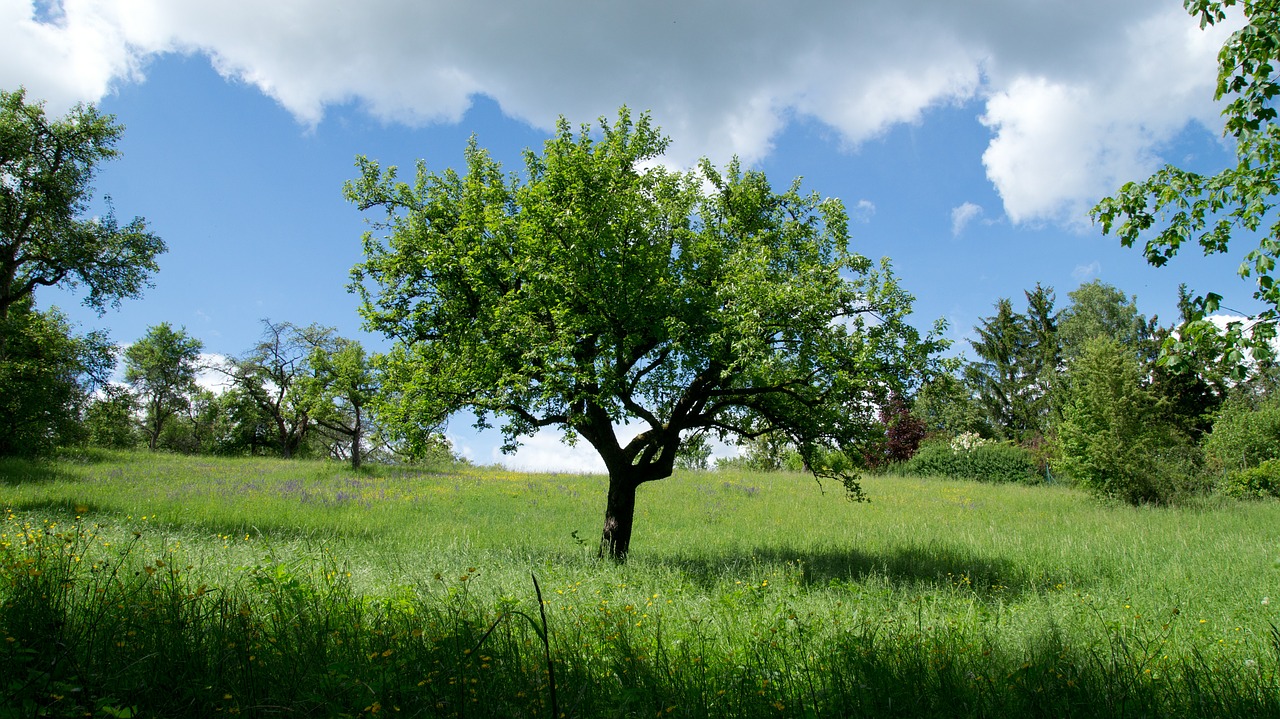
124;322;203;451
348;109;945;560
0;87;164;324
1092;1;1280;372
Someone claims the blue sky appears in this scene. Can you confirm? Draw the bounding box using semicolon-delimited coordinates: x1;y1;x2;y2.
3;0;1263;470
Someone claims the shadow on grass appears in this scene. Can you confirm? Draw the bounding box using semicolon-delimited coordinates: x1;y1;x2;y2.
0;457;80;487
647;542;1079;600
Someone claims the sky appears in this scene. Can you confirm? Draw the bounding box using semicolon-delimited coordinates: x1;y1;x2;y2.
2;0;1265;471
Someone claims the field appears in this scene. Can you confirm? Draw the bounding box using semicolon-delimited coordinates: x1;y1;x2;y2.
1;451;1278;718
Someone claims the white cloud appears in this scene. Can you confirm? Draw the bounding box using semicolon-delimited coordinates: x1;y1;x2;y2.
950;202;983;236
1071;261;1101;281
195;353;234;394
490;421;648;474
852;199;876;223
0;0;1238;223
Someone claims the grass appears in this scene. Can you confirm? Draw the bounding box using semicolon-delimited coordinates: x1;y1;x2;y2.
1;449;1278;717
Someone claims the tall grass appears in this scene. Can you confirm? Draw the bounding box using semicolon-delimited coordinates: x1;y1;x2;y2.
1;450;1278;717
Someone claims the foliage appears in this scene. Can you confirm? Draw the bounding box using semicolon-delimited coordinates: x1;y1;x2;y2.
673;431;713;471
1220;457;1280;498
912;373;987;439
348;108;946;559
863;392;926;469
0;87;164;322
1203;391;1280;473
228;319;333;459
0;299;114;456
124;323;203;451
1057;280;1155;361
1053;337;1198;505
964;287;1058;441
900;438;1040;484
82;385;139;450
1092;0;1280;373
303;337;379;469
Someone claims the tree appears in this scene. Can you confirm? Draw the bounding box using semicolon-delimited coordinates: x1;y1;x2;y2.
965;298;1040;440
0;298;114;456
124;323;202;451
83;384;139;449
303;337;378;470
0;88;164;324
1092;1;1280;372
1054;337;1192;505
348;109;946;560
229;320;332;459
1057;280;1154;361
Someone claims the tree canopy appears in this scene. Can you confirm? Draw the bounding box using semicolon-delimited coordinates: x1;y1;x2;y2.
347;108;946;560
0;87;165;322
1092;1;1280;372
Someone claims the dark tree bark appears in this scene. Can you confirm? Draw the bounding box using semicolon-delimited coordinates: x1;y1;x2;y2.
599;471;640;561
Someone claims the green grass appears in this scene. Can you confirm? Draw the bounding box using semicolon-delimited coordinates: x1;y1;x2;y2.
1;450;1278;717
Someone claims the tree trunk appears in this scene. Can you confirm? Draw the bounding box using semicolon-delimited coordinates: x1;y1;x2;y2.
599;472;640;562
350;408;362;471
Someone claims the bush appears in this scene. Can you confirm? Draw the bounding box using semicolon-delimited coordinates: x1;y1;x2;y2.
1203;395;1280;474
900;440;1040;484
1220;459;1280;499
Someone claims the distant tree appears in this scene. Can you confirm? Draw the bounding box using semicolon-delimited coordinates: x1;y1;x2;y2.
229;320;332;459
1092;1;1280;372
878;392;927;466
1057;280;1154;361
1054;337;1192;505
965;298;1040;440
912;372;988;438
125;322;202;451
348;109;946;560
0;88;164;325
0;298;114;456
83;384;139;449
303;337;378;470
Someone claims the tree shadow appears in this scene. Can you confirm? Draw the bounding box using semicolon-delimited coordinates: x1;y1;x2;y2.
646;542;1079;600
0;457;80;487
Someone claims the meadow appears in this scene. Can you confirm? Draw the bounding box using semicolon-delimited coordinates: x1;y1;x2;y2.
1;451;1277;718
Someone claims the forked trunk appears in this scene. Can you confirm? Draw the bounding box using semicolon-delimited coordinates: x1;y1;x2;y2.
599;472;640;562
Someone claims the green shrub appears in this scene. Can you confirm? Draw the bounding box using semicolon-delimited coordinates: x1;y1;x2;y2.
1220;459;1280;499
1204;395;1280;474
901;440;1040;484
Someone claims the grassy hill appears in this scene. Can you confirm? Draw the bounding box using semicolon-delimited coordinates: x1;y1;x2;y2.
1;451;1277;717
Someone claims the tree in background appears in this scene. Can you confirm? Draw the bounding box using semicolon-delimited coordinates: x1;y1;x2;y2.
229;320;332;459
0;298;114;456
303;337;378;470
1057;280;1154;362
349;109;946;560
1093;1;1280;373
1054;336;1196;505
965;297;1045;440
83;384;139;449
0;88;164;324
125;323;202;451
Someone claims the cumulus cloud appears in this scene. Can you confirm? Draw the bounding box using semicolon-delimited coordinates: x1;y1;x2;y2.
950;202;983;236
0;0;1237;223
